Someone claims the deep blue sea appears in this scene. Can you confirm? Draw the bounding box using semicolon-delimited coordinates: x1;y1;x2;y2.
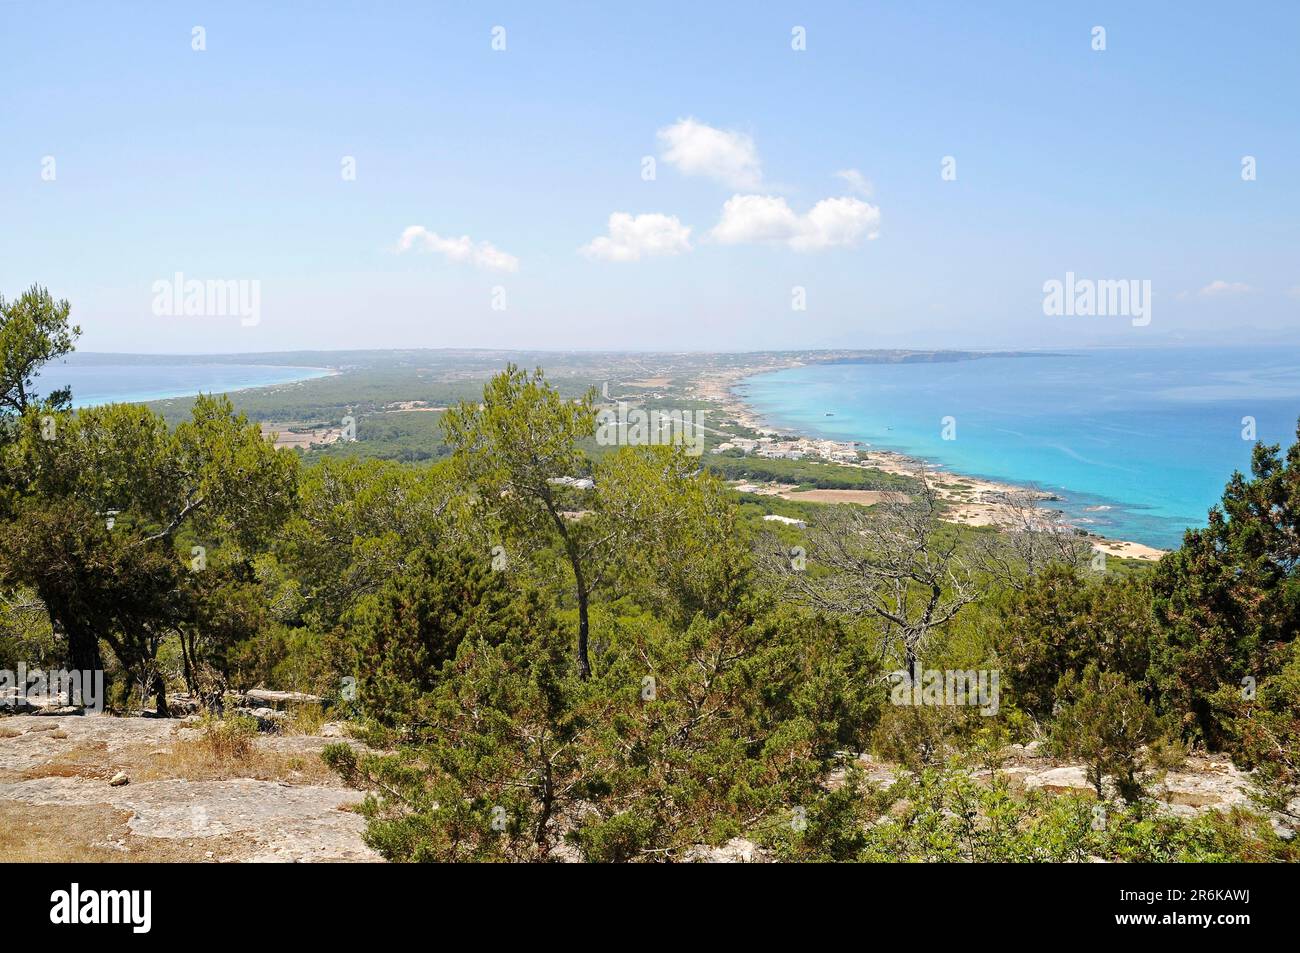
34;360;332;409
738;348;1300;550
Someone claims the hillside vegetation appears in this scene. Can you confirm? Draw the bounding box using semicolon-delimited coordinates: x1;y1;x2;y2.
2;287;1297;862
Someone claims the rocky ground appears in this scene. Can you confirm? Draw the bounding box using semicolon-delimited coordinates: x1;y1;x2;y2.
0;713;378;862
1;713;1289;863
854;741;1271;818
693;744;1293;863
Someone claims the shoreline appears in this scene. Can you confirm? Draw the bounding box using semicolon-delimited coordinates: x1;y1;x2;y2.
68;365;340;410
695;360;1168;562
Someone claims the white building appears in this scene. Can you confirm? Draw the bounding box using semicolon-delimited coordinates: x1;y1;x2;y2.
763;514;807;528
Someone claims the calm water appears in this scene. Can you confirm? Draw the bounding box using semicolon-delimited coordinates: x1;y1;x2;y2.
739;348;1300;549
35;360;332;409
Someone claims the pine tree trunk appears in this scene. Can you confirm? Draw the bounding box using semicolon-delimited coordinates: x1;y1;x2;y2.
576;582;591;680
154;672;170;717
64;619;104;678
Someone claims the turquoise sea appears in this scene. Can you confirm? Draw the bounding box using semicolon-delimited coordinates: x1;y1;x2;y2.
34;358;333;409
738;348;1300;550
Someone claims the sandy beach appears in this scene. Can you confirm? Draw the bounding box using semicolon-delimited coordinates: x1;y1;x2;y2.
702;360;1168;562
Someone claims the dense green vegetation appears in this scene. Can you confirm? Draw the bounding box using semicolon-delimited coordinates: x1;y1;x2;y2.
313;411;449;464
706;453;915;491
2;288;1297;861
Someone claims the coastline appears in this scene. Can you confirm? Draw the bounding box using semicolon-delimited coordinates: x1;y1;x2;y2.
696;360;1168;562
68;364;339;410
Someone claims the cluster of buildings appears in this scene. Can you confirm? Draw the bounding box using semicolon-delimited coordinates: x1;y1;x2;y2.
712;433;866;465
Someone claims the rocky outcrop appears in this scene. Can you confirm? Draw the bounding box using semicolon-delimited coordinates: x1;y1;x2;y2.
0;774;377;862
0;714;377;862
1;687;88;717
684;838;771;863
231;706;290;732
241;689;323;708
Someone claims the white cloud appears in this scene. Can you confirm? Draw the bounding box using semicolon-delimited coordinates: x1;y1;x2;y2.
657;118;762;189
709;194;881;251
580;212;692;262
834;168;873;198
395;225;519;272
1198;280;1251;296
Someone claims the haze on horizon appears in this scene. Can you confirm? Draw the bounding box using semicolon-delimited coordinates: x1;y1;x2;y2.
3;1;1298;356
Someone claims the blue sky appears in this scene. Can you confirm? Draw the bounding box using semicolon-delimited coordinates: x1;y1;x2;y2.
2;1;1298;353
